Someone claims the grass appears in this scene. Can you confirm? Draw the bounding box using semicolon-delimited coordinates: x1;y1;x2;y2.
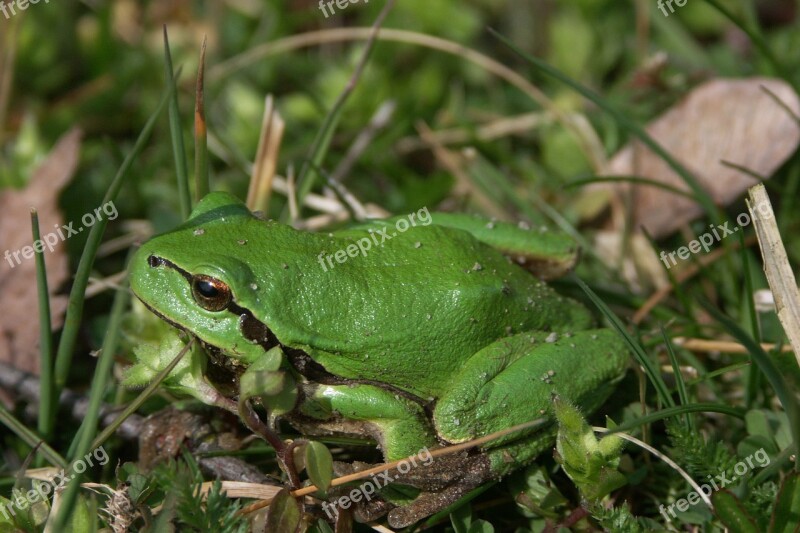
1;1;798;531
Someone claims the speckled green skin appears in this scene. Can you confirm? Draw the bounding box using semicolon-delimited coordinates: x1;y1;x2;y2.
130;191;626;479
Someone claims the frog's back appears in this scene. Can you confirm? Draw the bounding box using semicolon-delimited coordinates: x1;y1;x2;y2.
241;219;592;398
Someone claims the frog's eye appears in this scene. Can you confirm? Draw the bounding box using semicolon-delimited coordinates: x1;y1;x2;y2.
191;275;232;311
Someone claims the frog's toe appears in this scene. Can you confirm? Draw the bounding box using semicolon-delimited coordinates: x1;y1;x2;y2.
387;453;491;527
387;480;483;528
351;496;394;523
389;451;490;491
321;485;394;524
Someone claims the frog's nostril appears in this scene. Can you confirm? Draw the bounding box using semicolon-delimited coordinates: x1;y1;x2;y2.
147;255;163;268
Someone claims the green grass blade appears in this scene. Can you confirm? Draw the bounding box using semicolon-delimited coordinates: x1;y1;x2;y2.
291;102;339;216
54;277;130;529
564;176;698;199
31;209;55;443
574;277;674;408
685;361;751;387
662;326;693;431
607;403;746;436
163;25;191;219
289;1;394;218
90;337;195;453
0;403;66;469
740;231;762;409
701;0;789;85
700;299;800;469
489;28;723;227
52;86;171;404
752;445;792;485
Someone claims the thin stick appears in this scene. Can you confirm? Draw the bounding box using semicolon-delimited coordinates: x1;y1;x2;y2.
674;337;793;354
247;95;285;212
748;184;800;366
294;3;396;209
239;417;547;515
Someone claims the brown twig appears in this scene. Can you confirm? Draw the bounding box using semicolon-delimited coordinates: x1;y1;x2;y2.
239;417;547;515
674;337;794;354
194;35;209;201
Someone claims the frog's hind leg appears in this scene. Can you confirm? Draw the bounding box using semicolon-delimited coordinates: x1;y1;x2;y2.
433;329;627;477
386;330;626;526
427;213;579;280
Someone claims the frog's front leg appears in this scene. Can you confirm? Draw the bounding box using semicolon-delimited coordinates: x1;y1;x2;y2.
287;382;440;461
286;382;453;522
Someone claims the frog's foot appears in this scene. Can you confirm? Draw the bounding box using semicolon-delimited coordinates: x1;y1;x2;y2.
386;452;491;528
328;461;395;522
331;452;492;528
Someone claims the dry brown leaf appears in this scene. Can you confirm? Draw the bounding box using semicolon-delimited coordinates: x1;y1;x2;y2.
0;128;82;375
605;77;800;238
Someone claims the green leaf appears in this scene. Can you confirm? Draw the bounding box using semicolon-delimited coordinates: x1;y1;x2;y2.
239;346;289;399
450;503;472;533
746;410;774;442
712;490;759;533
513;466;567;518
67;494;93;533
305;441;334;493
467;520;495;533
0;497;15;527
240;370;286;398
126;471;151;504
266;488;302;533
769;472;800;533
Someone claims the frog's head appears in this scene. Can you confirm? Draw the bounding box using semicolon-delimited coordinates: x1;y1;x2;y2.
130;192;280;377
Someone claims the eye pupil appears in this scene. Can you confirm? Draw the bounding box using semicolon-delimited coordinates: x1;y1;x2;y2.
196;280;219;298
191;275;231;311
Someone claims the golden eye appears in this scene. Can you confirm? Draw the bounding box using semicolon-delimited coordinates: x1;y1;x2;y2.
191;275;232;311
